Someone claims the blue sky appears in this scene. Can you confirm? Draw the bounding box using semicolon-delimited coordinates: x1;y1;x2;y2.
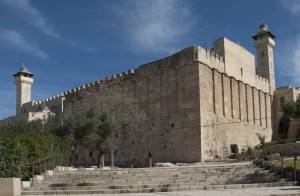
1;0;300;119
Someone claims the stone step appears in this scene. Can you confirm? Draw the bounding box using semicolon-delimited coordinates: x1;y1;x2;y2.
34;172;283;188
49;167;264;179
53;165;258;175
22;163;295;195
54;166;258;175
25;176;293;192
21;182;297;195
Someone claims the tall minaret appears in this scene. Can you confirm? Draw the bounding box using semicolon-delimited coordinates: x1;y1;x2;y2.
252;22;276;94
13;65;34;115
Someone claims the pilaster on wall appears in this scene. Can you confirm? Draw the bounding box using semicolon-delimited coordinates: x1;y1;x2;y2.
200;61;271;128
213;70;223;116
222;75;231;118
253;89;260;125
239;81;247;122
246;86;254;124
260;91;266;127
231;79;239;120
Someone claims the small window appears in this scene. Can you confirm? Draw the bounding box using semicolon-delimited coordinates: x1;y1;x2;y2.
194;52;198;59
230;144;239;153
261;51;264;57
240;68;243;76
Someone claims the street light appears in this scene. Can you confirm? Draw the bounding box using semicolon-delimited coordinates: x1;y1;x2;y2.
60;94;66;125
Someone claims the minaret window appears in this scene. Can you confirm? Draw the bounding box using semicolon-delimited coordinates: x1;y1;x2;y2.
261;51;264;57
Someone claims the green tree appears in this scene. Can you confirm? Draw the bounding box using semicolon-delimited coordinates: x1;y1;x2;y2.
282;98;300;119
85;110;115;166
9;119;43;132
15;131;71;180
81;76;146;138
0;121;71;180
256;133;266;146
43;114;64;135
0;129;22;178
61;111;91;165
60;109;116;166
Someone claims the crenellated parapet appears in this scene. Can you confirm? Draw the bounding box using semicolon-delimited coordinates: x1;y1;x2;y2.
21;69;136;113
255;75;270;94
135;45;225;81
195;46;225;73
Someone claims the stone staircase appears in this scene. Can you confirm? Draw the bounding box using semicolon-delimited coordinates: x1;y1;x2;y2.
21;162;295;195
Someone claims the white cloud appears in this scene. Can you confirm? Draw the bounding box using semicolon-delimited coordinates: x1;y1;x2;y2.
281;0;300;15
278;0;300;84
290;40;300;83
277;36;300;85
0;88;15;119
0;30;47;58
113;0;194;53
2;0;60;39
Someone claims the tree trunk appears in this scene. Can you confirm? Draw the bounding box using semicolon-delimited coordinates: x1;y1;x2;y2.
110;150;114;168
101;154;105;167
69;145;77;166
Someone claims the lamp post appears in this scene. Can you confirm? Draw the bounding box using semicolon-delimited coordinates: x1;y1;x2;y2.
60;94;65;126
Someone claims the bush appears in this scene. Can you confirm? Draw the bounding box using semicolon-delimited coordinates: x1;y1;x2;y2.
16;131;71;180
0;127;71;180
0;130;22;178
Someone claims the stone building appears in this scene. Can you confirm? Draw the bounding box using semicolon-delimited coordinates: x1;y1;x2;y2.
1;23;287;166
273;86;300;140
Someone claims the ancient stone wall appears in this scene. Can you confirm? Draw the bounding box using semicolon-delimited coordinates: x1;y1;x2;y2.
273;86;300;135
115;59;202;166
8;42;273;165
213;37;256;86
199;62;272;161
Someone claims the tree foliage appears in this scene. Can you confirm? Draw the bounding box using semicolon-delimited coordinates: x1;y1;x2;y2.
282;98;300;119
0;120;71;180
256;133;266;146
57;108;116;165
80;77;146;139
85;111;115;159
0;130;22;178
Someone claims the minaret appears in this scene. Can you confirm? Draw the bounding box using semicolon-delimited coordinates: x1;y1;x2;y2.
252;22;276;94
13;65;34;115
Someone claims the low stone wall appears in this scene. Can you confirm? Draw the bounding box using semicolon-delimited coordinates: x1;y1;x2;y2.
0;178;21;196
266;143;300;156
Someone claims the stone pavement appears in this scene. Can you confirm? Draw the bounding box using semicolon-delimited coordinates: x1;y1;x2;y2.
29;186;300;196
